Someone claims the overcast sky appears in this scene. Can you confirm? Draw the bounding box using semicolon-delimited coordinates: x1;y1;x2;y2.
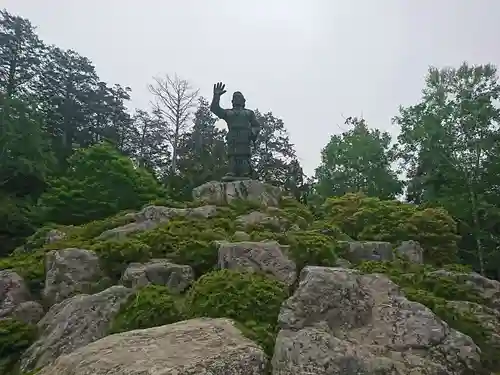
4;0;500;175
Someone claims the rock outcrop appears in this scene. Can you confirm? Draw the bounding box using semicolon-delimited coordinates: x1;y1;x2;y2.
98;204;218;239
395;240;424;263
272;266;482;375
0;269;32;317
43;248;105;306
193;179;283;207
0;269;44;324
21;285;132;372
121;259;194;292
36;318;267;375
217;240;297;286
339;241;394;264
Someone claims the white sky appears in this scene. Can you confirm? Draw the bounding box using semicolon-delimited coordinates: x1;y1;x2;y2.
3;0;500;175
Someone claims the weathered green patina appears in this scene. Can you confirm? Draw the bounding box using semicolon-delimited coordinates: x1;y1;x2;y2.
210;82;261;181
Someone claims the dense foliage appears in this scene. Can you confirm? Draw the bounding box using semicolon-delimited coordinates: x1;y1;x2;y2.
2;8;500;375
0;318;37;374
37;142;166;225
321;193;460;266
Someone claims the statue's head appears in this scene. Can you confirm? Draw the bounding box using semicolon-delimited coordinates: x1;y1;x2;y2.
232;91;245;108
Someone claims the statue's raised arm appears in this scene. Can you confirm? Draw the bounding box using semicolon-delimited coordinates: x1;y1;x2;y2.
210;82;227;119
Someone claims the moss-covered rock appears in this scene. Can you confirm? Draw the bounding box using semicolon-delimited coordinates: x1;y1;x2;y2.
184;269;288;356
356;259;499;371
250;229;338;271
0;318;38;374
109;285;185;334
0;252;45;297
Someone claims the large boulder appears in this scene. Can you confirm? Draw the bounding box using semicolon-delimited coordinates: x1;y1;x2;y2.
271;266;482;375
0;270;44;324
217;240;297;286
193;179;282;207
36;318;267;375
0;270;32;318
395;240;424;264
43;248;105;306
98;205;218;240
20;285;132;372
339;241;394;264
121;259;194;293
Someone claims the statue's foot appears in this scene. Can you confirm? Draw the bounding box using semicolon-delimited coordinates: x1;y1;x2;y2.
221;173;251;182
221;173;236;182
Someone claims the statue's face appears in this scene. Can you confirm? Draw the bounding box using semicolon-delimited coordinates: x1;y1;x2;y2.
232;92;245;108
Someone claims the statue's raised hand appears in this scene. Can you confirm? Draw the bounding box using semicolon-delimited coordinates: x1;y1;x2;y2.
213;82;227;96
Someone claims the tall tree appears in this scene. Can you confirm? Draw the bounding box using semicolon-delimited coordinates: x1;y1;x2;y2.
252;110;302;190
173;97;227;199
0;10;45;98
148;74;199;178
0;93;53;197
395;62;500;276
0;94;54;254
315;116;402;200
125;109;171;177
35;46;131;167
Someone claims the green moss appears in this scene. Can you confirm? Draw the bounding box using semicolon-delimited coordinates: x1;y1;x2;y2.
109;285;185;334
0;318;38;374
90;239;152;281
185;269;288;356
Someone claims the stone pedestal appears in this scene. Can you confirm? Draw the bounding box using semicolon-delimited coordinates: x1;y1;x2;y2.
192;179;282;207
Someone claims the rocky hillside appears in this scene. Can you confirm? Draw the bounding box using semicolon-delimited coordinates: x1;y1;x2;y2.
1;180;499;375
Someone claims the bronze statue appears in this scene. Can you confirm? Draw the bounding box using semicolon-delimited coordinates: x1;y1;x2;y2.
210;82;261;181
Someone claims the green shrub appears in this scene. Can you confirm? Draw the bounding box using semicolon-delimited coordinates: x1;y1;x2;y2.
90;239;152;280
74;213;136;241
0;193;37;257
37;142;166;226
279;196;315;223
0;318;37;374
109;285;185;334
322;193;459;266
135;219;228;277
20;224;61;252
250;229;338;270
184;269;288;356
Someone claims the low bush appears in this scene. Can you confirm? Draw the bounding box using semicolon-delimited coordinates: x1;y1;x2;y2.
0;318;37;374
109;285;185;334
322;193;460;265
185;269;288;356
250;229;338;271
135;219;228;277
90;239;152;281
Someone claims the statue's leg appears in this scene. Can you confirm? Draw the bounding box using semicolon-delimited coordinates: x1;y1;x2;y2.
237;155;252;179
222;154;236;181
